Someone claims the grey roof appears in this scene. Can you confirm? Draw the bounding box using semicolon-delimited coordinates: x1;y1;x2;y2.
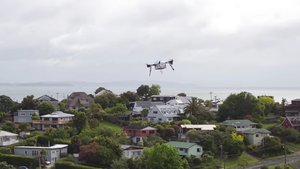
121;145;144;150
135;101;153;109
36;95;58;102
166;141;201;149
151;95;176;98
220;120;257;126
0;130;17;137
41;111;74;118
15;144;68;150
243;128;271;134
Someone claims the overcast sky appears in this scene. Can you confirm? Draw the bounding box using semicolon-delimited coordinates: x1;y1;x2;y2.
1;0;300;87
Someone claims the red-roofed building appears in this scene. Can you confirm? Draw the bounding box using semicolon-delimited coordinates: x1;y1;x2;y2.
282;116;300;130
123;126;157;144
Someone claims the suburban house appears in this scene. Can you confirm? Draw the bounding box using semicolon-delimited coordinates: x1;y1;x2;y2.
282;99;300;130
32;111;74;130
67;92;94;110
36;95;59;109
147;105;183;123
219;120;257;132
0;130;19;146
284;99;300;116
179;124;216;139
14;144;68;164
121;145;144;159
123;126;157;144
166;141;203;157
14;110;39;123
130;101;154;116
243;128;271;146
151;95;176;103
282;116;300;130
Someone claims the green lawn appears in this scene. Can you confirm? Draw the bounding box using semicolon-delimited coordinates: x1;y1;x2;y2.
287;143;300;151
223;152;259;169
268;163;295;169
99;121;122;133
262;123;278;129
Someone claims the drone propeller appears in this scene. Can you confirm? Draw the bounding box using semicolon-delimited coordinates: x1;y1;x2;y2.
149;66;152;76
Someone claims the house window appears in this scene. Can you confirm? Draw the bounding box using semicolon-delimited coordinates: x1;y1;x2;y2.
242;126;244;128
256;134;259;137
158;118;162;121
197;148;201;152
153;111;158;114
142;131;146;134
184;149;188;153
179;148;184;151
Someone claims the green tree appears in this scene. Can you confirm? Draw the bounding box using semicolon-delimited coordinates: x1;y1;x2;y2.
0;161;16;169
87;103;104;119
0;112;5;122
258;96;275;115
149;84;161;96
79;137;122;167
95;87;106;94
142;143;187;169
1;121;17;133
21;95;38;110
37;102;55;116
105;103;128;114
177;93;187;97
73;112;88;133
0;95;15;113
218;92;264;121
136;85;150;100
120;91;140;108
58;99;67;111
94;92;119;109
111;158;129;169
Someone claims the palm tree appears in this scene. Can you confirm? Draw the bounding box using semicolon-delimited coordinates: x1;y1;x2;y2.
184;98;203;116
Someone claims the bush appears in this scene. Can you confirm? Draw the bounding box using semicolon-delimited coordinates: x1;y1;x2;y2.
55;161;102;169
0;153;37;169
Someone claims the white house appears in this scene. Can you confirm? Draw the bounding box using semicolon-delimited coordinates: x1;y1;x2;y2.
166;141;203;157
0;130;18;146
32;111;74;130
147;105;183;123
243;128;271;146
130;101;154;116
121;145;143;159
14;144;68;164
219;120;257;132
179;124;216;139
14;110;39;123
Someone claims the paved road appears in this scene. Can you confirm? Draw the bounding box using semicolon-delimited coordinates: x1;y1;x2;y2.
243;153;300;169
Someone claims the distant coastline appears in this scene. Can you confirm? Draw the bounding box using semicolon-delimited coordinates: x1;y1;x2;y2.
0;81;299;102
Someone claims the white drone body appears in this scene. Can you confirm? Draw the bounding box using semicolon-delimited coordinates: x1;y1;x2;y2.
146;59;174;76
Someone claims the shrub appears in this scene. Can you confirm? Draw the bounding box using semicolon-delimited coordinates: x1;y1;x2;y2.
55;161;102;169
0;153;37;169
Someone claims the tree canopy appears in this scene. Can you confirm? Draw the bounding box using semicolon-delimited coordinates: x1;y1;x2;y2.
0;95;16;113
21;95;38;110
218;92;264;121
142;143;187;169
37;102;55;116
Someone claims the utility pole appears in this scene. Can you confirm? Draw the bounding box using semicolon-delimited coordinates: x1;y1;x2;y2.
284;143;287;166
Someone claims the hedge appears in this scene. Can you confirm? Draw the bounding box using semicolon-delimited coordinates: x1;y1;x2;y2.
55;161;102;169
0;153;37;169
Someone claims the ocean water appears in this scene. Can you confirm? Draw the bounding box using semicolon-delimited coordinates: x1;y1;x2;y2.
0;84;300;103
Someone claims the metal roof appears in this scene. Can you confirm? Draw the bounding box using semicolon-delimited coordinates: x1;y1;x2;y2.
166;141;201;149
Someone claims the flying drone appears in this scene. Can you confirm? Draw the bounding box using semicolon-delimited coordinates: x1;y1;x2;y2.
146;59;174;76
